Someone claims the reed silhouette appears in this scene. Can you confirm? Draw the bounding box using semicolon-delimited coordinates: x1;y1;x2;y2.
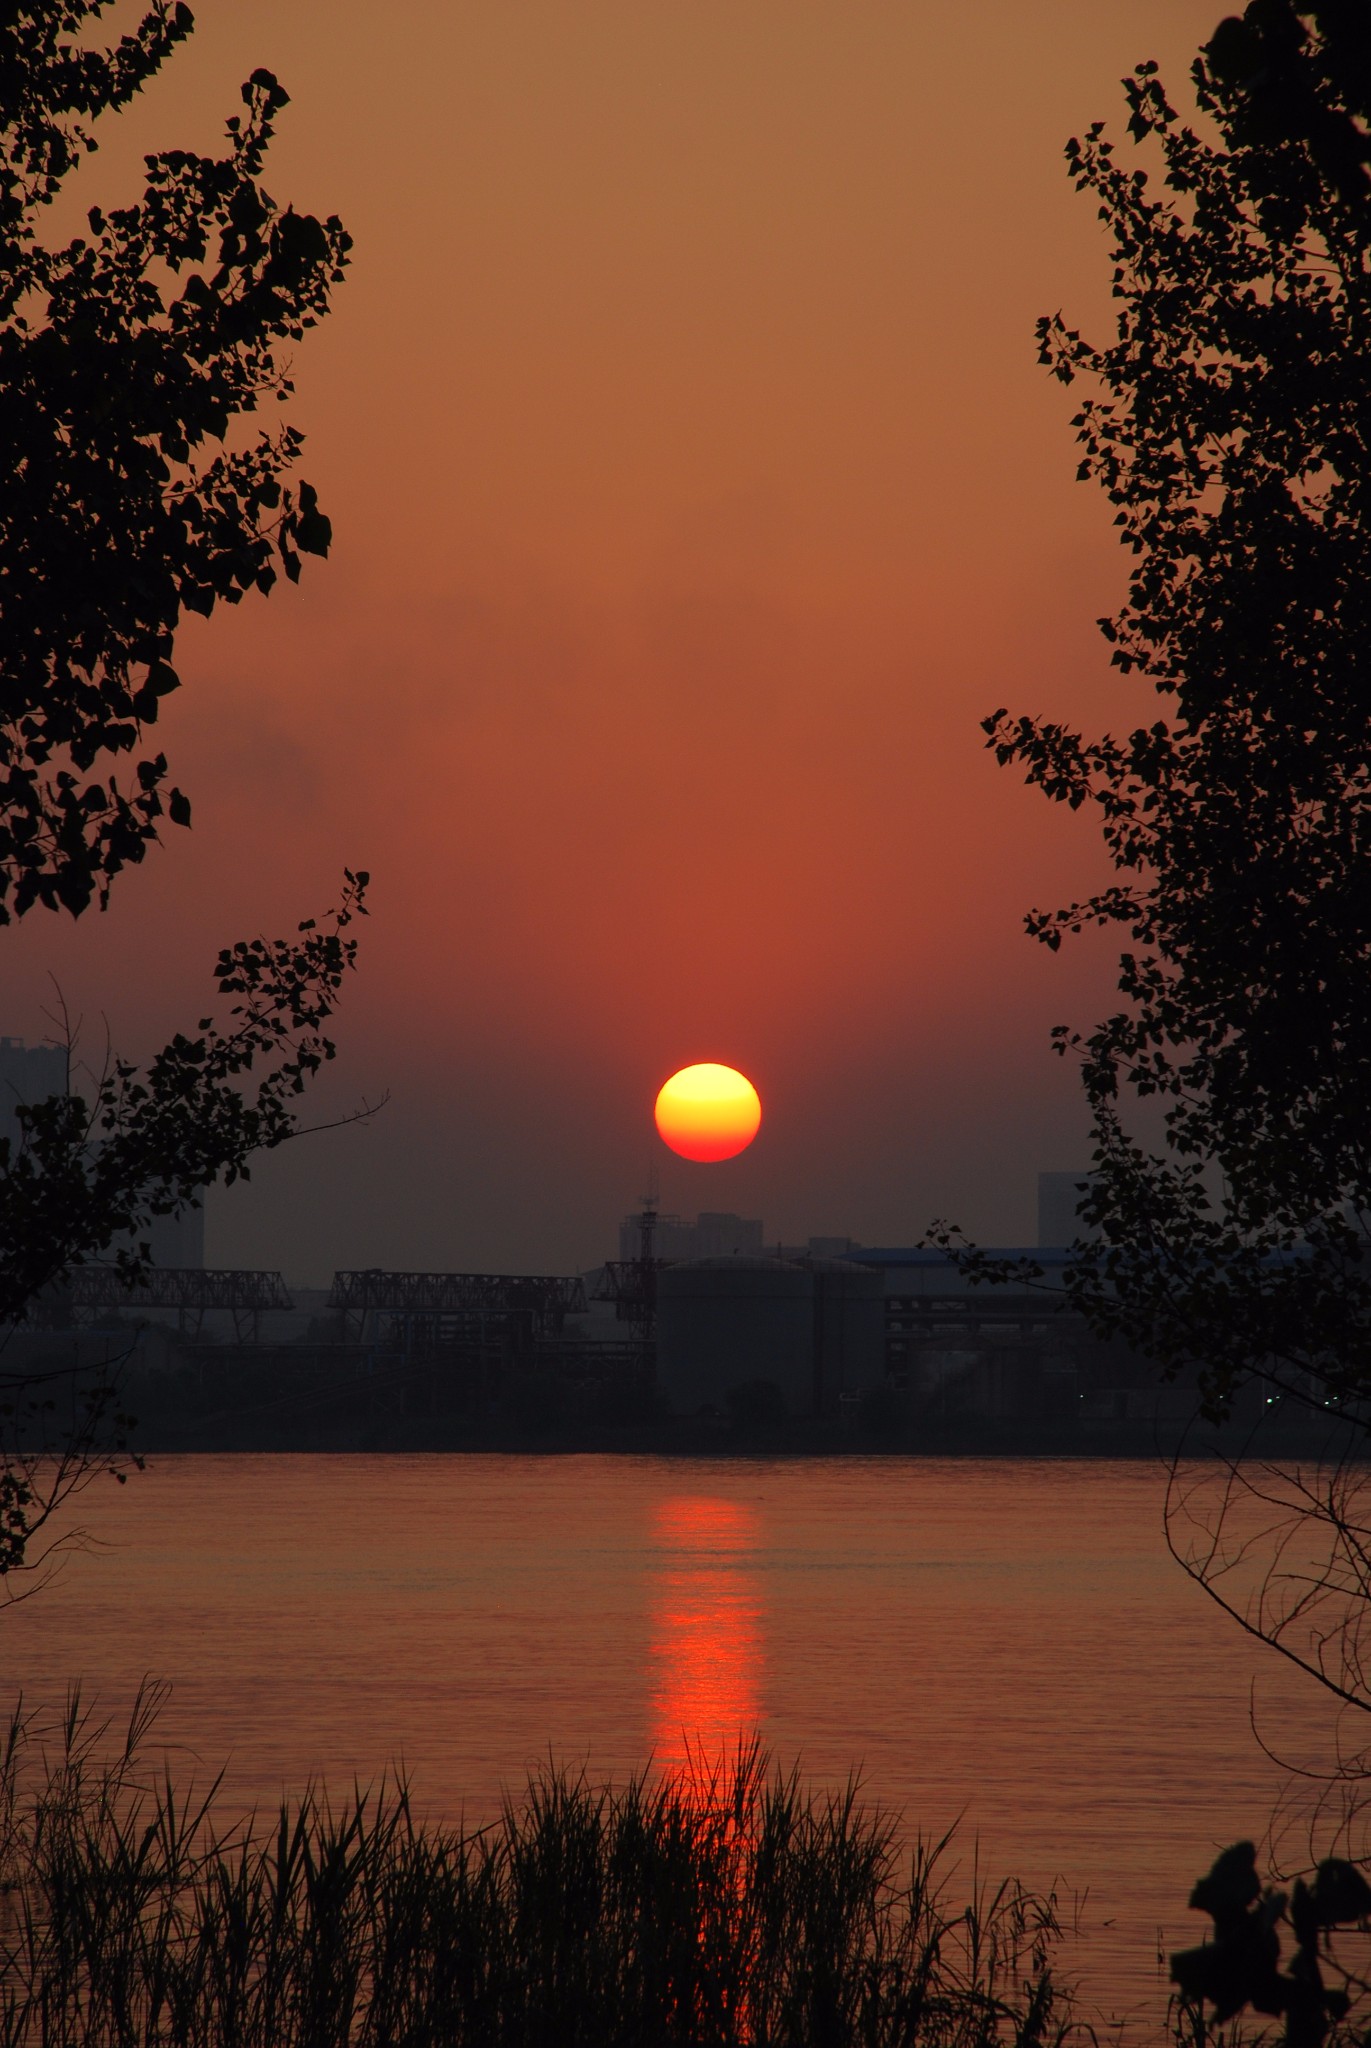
0;1687;1075;2048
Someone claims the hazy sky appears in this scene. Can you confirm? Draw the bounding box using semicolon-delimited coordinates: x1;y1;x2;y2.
9;0;1218;1280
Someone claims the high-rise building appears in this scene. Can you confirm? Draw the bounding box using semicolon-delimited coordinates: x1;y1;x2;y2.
0;1035;67;1156
619;1210;764;1263
144;1204;206;1268
780;1234;864;1262
1;1032;204;1266
1037;1171;1099;1248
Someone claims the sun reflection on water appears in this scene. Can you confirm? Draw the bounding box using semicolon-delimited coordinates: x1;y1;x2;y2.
649;1495;763;1777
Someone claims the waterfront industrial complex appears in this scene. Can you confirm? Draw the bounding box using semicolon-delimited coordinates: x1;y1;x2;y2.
0;1034;1309;1451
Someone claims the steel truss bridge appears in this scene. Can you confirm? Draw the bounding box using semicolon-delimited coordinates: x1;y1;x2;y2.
51;1267;294;1341
326;1270;588;1347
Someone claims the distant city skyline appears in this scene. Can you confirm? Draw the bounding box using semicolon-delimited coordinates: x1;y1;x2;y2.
1;1024;1098;1283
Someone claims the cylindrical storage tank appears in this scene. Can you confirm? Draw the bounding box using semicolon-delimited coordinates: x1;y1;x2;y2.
656;1256;812;1416
807;1258;886;1411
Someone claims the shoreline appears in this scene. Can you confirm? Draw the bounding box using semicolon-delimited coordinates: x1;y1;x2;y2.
121;1412;1368;1460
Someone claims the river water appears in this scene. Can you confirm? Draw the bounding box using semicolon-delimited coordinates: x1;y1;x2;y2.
1;1454;1327;2028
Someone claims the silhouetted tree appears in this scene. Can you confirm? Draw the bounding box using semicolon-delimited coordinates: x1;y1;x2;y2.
960;1;1371;1423
1;0;348;922
0;4;366;1585
0;872;371;1584
923;12;1371;1878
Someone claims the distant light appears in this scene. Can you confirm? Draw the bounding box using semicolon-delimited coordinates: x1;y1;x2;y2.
655;1064;761;1163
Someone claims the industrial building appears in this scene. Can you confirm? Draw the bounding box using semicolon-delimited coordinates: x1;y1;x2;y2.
655;1254;884;1417
1;1127;1289;1442
1;1236;1285;1448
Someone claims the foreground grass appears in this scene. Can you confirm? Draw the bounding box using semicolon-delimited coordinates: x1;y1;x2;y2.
0;1687;1078;2048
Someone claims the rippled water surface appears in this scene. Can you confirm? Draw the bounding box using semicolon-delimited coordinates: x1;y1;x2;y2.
3;1454;1324;2024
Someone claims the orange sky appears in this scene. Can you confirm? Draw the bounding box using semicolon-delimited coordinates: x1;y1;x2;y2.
8;0;1217;1279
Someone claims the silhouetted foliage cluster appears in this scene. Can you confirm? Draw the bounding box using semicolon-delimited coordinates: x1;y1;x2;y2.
1208;1;1371;199
0;7;366;1584
0;0;348;921
0;874;367;1330
1171;1839;1371;2048
963;2;1371;1419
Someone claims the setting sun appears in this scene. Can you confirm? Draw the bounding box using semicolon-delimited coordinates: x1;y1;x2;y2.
654;1064;762;1163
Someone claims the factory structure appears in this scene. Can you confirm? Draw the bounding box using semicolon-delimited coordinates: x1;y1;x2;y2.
610;1176;1105;1425
607;1191;1164;1430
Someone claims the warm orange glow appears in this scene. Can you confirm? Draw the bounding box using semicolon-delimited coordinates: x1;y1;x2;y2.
654;1064;762;1163
10;4;1178;1277
650;1496;762;1778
